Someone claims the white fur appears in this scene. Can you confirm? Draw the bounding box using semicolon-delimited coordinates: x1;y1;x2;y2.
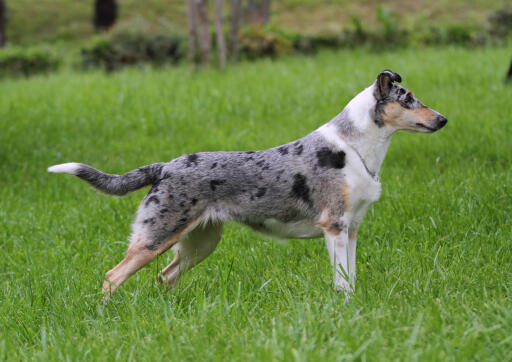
316;84;391;294
344;84;395;175
316;122;348;151
201;201;241;225
47;162;81;175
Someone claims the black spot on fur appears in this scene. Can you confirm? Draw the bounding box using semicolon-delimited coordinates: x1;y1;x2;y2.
160;208;169;214
256;160;264;167
210;179;226;191
277;146;289;155
191;198;198;205
255;188;267;198
293;142;304;155
145;195;160;206
211;162;217;169
316;148;346;169
290;173;312;206
179;217;188;223
186;154;199;167
221;164;227;168
143;217;156;225
245;151;255;154
179;201;186;207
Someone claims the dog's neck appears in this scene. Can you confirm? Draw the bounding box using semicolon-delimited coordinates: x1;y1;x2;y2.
328;84;395;177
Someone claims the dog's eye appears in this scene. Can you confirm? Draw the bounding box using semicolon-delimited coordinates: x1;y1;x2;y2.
405;93;413;104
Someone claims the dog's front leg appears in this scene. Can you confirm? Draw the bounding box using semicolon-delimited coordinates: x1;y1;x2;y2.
348;224;359;291
324;229;353;297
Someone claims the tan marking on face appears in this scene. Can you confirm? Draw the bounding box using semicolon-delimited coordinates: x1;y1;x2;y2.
341;183;350;212
381;102;437;130
411;106;436;120
381;101;405;128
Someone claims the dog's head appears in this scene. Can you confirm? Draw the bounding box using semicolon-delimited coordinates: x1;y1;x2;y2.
373;70;447;133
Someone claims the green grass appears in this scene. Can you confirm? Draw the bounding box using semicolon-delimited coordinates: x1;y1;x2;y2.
1;46;512;360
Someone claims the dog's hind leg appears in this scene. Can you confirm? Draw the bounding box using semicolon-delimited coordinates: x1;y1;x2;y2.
157;222;223;289
102;239;158;299
102;220;198;299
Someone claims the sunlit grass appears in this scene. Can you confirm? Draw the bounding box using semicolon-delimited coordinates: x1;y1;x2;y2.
0;46;511;360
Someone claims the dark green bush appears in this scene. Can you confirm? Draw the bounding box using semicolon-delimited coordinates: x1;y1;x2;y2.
373;7;409;48
81;19;185;71
239;26;292;60
489;8;512;38
413;24;486;47
0;47;60;77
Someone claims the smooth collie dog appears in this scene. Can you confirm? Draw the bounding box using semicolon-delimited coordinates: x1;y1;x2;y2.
49;70;447;299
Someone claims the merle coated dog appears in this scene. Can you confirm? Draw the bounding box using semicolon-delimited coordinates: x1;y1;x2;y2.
48;70;447;298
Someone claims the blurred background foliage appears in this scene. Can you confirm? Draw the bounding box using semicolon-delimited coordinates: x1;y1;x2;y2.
0;0;511;76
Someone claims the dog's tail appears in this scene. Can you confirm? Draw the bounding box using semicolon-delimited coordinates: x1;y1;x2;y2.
47;162;166;196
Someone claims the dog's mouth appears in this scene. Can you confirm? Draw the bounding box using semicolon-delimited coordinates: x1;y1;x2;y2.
415;123;438;132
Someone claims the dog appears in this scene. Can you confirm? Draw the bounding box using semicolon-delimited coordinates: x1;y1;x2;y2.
48;70;447;298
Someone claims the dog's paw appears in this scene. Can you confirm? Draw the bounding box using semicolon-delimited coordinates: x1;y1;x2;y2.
335;285;354;301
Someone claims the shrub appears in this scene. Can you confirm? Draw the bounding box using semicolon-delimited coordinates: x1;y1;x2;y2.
290;34;318;54
81;18;186;71
0;46;60;77
373;7;409;48
239;26;292;60
489;8;512;38
413;24;486;47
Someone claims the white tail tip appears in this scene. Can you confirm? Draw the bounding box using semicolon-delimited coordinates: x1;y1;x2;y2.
47;162;81;175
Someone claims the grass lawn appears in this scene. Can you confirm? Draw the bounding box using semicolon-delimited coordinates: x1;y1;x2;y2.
1;46;511;360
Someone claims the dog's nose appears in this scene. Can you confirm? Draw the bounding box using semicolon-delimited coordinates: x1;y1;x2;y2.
436;115;448;129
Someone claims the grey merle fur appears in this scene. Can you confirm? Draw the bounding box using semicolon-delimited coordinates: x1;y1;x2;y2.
55;69;443;252
68;130;350;250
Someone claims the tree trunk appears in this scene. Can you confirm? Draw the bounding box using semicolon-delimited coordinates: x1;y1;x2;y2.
229;0;241;62
186;0;199;64
0;0;6;47
94;0;118;31
246;0;270;25
247;0;258;23
506;59;512;83
261;0;270;24
196;0;211;66
215;0;226;68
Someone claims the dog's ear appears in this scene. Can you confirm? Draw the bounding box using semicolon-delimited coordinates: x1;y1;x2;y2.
376;70;402;99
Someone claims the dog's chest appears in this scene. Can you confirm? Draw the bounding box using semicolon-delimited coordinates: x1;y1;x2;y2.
345;166;382;222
